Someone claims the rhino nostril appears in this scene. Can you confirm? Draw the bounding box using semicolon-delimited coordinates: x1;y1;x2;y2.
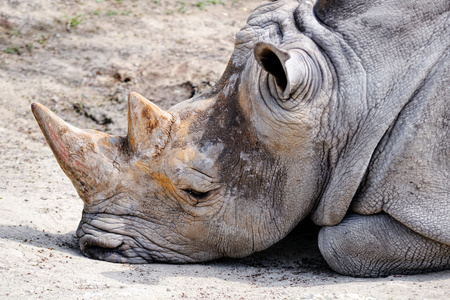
79;234;125;259
80;234;123;249
79;235;149;263
83;244;124;262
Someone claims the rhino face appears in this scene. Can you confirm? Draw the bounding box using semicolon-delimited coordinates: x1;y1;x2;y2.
32;0;334;263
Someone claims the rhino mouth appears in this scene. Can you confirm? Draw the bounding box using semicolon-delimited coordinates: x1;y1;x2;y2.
79;234;150;263
76;213;215;264
77;222;202;264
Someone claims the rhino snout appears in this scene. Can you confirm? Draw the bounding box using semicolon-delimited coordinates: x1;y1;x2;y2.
79;234;148;264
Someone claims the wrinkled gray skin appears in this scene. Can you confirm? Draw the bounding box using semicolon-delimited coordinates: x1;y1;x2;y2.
32;0;450;277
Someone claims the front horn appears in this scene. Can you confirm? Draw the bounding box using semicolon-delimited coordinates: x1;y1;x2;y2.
31;102;118;203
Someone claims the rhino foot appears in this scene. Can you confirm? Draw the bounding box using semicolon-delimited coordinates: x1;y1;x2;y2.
318;213;450;277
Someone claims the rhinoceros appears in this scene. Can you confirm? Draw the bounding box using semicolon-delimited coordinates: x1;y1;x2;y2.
31;0;449;277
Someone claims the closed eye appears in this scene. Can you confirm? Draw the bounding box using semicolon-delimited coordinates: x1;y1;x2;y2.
182;189;210;200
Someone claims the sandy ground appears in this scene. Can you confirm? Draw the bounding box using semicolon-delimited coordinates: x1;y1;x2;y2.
0;0;449;299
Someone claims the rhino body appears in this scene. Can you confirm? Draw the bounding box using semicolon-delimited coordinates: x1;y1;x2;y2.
32;0;449;277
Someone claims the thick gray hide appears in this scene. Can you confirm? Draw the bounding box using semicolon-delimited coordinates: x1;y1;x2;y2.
306;0;449;227
310;0;450;276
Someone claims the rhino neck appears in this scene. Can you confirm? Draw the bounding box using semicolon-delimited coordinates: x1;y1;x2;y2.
299;0;449;225
194;73;320;256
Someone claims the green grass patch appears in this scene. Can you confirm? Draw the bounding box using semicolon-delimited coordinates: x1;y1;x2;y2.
106;10;118;16
3;46;20;55
9;29;21;38
195;0;226;9
38;34;48;45
26;43;33;53
69;15;82;28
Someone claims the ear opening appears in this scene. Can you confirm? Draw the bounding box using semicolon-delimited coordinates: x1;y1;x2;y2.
254;42;291;94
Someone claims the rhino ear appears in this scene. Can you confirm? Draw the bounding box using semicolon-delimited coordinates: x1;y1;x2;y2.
254;42;291;97
254;42;318;101
127;92;173;156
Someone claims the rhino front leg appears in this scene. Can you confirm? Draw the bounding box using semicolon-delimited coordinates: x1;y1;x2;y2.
318;213;450;277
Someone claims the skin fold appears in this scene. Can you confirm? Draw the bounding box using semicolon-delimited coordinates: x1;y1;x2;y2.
32;0;449;277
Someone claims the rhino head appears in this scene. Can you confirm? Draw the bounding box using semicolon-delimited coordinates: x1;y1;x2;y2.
32;0;341;263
